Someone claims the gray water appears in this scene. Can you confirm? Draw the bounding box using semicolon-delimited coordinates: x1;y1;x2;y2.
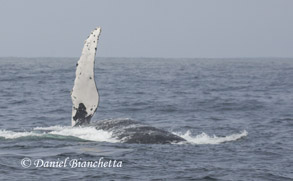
0;57;292;180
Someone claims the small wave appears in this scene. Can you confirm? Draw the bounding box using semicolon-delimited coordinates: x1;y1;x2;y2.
173;130;247;144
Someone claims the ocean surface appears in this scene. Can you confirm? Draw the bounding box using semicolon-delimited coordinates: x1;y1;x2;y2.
0;57;292;180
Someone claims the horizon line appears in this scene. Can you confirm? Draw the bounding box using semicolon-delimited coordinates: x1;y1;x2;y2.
0;56;293;60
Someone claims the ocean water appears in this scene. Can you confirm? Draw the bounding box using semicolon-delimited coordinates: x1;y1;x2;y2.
0;57;292;180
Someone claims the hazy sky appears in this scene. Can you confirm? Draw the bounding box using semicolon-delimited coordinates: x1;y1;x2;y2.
0;0;292;58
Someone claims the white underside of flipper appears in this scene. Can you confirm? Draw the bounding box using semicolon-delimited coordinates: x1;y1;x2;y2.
71;27;101;127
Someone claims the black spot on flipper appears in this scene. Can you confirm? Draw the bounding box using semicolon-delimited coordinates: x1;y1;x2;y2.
73;103;92;126
76;63;78;67
89;77;92;79
73;103;87;121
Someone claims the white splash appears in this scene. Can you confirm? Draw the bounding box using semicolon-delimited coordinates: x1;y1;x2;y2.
173;130;248;144
0;130;43;139
48;126;119;143
0;125;119;143
1;126;247;145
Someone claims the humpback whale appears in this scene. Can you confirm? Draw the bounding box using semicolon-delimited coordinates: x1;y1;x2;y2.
71;27;185;144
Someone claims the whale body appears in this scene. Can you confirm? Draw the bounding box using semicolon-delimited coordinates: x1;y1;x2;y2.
71;27;186;144
91;118;185;144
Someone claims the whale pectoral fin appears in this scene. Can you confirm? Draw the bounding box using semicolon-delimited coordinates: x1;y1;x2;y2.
71;27;101;127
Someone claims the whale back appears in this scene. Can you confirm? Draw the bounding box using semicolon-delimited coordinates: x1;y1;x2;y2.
71;27;101;126
92;118;186;144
